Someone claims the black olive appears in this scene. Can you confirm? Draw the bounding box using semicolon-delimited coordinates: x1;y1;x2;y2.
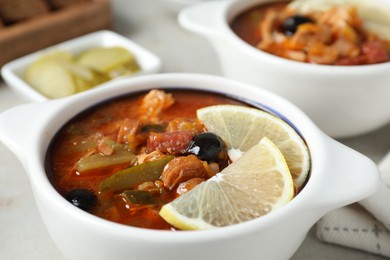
281;15;314;36
186;132;227;163
65;189;97;212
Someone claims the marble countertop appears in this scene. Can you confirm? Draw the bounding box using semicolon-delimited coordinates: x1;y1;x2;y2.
1;0;390;259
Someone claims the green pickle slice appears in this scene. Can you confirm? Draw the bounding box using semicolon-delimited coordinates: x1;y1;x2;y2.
99;156;174;192
24;47;141;98
120;190;157;205
25;59;76;98
77;47;141;78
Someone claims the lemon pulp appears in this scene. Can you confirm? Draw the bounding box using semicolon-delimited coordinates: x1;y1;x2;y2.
159;137;295;230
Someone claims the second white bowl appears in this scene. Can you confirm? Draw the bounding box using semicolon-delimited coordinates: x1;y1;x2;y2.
178;0;390;138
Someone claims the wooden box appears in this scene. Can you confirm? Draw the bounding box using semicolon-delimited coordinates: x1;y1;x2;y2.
0;0;111;67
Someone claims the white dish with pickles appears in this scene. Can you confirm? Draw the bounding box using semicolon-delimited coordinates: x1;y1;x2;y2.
1;30;162;102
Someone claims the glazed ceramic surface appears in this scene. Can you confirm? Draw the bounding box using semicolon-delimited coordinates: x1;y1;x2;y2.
178;0;390;138
0;73;380;260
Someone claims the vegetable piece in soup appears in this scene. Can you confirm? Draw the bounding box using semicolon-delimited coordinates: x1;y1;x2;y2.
47;89;247;230
231;1;390;65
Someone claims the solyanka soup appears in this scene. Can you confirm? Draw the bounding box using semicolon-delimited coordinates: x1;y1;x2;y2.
231;1;390;65
47;89;249;230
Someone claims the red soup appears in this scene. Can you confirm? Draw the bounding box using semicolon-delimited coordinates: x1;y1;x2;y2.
46;89;248;230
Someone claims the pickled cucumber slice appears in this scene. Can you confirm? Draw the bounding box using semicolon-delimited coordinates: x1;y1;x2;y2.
25;51;108;98
24;47;141;98
62;61;108;91
36;50;73;62
25;59;76;98
99;156;174;192
77;47;140;78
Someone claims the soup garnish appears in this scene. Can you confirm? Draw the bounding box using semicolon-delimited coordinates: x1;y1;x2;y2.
196;104;310;189
47;89;309;230
160;137;294;230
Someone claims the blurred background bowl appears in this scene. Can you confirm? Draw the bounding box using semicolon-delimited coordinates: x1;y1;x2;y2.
178;0;390;138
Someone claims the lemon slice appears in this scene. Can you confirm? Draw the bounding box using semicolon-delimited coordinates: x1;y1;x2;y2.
159;137;294;230
77;47;140;78
197;105;310;188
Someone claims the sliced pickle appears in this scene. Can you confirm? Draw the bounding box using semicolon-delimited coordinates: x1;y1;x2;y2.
36;50;73;62
99;156;174;192
25;59;76;98
120;190;157;205
25;47;141;98
77;47;141;78
75;150;137;173
73;76;93;93
63;61;108;91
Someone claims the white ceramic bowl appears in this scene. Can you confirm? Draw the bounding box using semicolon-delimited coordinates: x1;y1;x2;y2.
0;73;379;260
178;0;390;138
1;30;162;102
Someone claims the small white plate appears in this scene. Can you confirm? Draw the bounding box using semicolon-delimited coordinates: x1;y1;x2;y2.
1;30;162;102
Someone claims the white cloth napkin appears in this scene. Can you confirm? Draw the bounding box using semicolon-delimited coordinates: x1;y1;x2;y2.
316;151;390;257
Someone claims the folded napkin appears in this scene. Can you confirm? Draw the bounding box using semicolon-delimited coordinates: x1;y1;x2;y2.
316;151;390;257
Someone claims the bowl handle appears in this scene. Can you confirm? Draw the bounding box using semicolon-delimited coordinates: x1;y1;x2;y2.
0;101;61;168
310;136;380;211
178;1;227;38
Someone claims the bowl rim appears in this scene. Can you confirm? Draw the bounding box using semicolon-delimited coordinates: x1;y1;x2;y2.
25;73;323;241
218;0;390;75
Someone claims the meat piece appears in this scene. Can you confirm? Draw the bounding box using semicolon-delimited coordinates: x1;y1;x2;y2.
117;119;140;142
336;41;390;65
136;150;166;165
116;119;145;150
139;90;175;123
307;42;338;64
332;36;359;58
317;6;362;30
289;23;331;49
137;180;165;195
204;162;220;178
335;55;367;66
97;137;115;155
147;131;194;155
161;155;209;190
166;118;204;133
176;178;206;195
362;41;390;64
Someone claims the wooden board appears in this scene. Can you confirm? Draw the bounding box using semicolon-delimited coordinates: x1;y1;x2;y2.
0;0;111;67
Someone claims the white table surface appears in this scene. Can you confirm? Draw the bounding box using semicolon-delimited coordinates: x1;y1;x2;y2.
1;0;390;259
